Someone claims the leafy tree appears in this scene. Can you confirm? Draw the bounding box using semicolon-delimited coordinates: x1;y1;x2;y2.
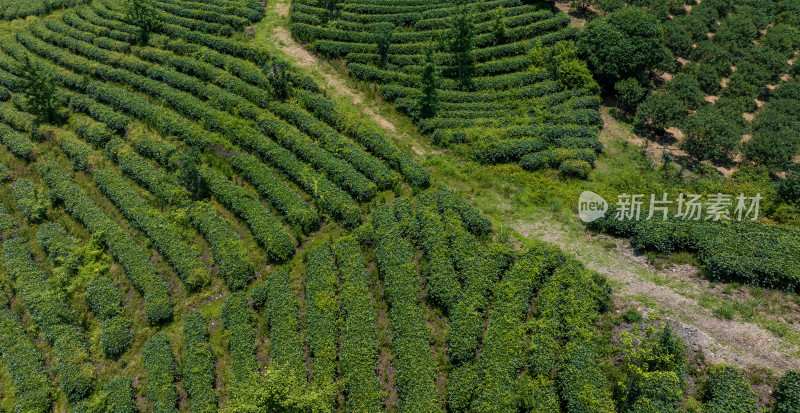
557;59;598;92
692;2;720;32
596;0;624;14
264;57;292;100
775;0;800;26
491;7;506;44
714;14;758;49
319;0;339;19
635;92;687;132
663;20;692;58
20;54;60;125
692;41;733;76
762;24;800;57
744;119;800;172
544;41;599;93
178;147;208;201
675;14;709;42
372;23;394;67
645;0;671;22
418;48;438;119
577;7;670;84
448;0;475;80
680;106;741;165
721;73;759;112
123;0;159;45
697;64;722;95
667;72;704;110
706;0;734;17
745;131;800;172
571;0;594;15
779;170;800;207
614;77;647;108
738;46;789;85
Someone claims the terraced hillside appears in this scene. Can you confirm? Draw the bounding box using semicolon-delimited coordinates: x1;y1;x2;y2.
0;0;798;412
0;0;91;20
290;0;605;176
0;0;622;411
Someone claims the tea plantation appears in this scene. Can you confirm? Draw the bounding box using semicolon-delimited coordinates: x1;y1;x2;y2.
0;0;797;412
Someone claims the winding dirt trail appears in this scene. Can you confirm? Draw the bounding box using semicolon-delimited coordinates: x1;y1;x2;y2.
259;0;800;376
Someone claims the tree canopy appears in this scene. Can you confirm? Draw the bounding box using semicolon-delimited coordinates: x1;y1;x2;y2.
577;6;669;84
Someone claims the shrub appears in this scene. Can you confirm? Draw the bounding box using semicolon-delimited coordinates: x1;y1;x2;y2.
0;124;34;159
142;333;179;413
198;167;295;262
38;159;173;324
577;7;669;83
100;315;132;358
697;64;722;95
615;77;647;108
333;237;383;411
635;93;687;132
3;238;94;403
680;105;741;165
12;178;48;222
668;72;705;110
266;269;305;380
701;365;758;413
183;311;217;412
663;20;692;58
84;277;122;320
774;370;800;413
93;167;211;291
0;308;52;413
305;243;339;394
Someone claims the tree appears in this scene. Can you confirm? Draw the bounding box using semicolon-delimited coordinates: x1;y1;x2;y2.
675;14;709;42
264;57;292;100
372;23;393;67
762;24;800;57
779;169;800;207
667;72;704;110
320;0;339;19
615;77;647;108
714;14;758;49
577;7;670;84
418;48;438;119
571;0;594;15
663;20;692;58
696;64;721;95
123;0;159;45
448;0;475;80
19;54;60;125
179;147;208;201
635;92;687;132
744;130;800;171
680;106;741;165
691;2;720;32
491;7;506;45
596;0;623;14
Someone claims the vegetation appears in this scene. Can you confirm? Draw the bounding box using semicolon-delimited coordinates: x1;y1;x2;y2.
0;0;795;411
291;0;603;172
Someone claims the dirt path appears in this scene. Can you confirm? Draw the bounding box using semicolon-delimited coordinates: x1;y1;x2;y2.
269;18;396;131
519;219;800;373
259;0;800;376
